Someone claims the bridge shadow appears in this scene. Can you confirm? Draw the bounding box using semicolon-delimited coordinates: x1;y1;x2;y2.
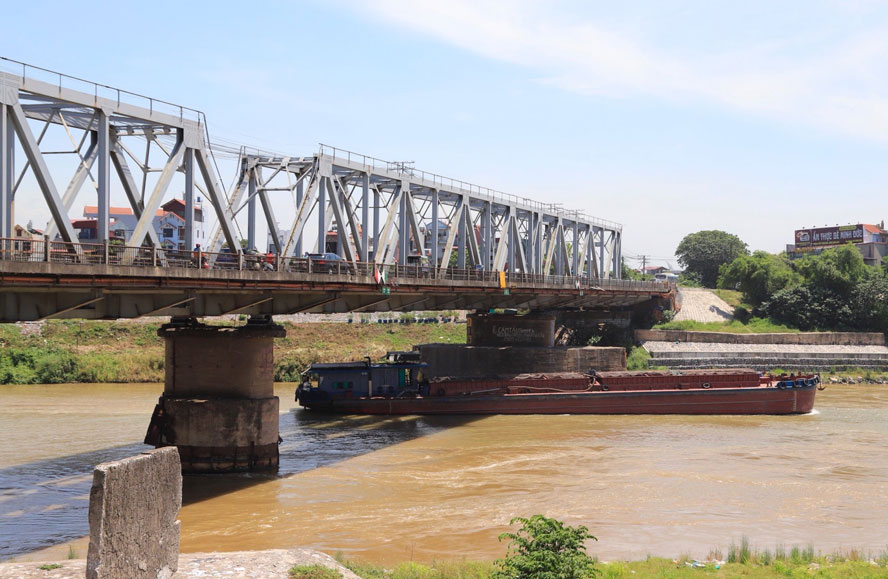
182;410;480;504
0;409;481;560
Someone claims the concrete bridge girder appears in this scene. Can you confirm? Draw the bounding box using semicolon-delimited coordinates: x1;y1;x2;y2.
0;261;673;321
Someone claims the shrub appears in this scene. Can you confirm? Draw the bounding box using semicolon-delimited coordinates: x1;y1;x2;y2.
626;346;650;371
733;305;751;324
288;564;341;578
494;515;599;578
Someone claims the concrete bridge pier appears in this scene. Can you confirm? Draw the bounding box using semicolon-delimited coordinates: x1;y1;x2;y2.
145;316;286;473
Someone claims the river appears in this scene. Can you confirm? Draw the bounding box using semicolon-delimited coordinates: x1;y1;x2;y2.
2;382;887;564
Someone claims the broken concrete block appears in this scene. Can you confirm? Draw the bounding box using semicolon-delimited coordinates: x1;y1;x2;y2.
86;447;182;579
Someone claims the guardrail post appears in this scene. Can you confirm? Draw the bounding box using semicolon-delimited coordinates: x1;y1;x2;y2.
103;240;109;265
238;251;244;271
44;235;50;262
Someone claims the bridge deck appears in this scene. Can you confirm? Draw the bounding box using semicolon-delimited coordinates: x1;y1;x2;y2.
0;241;673;321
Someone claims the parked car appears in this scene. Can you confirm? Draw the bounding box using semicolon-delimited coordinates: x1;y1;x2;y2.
305;252;349;274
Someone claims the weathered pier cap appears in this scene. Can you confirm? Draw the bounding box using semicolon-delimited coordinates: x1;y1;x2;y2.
146;317;286;473
467;312;556;347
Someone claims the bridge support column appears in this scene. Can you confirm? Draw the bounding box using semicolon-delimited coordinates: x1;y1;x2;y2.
145;318;286;473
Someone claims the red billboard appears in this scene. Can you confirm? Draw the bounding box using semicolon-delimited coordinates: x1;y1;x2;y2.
794;225;864;248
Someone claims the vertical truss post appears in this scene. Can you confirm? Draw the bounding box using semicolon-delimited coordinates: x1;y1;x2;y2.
431;190;439;268
96;110;110;242
457;199;466;269
599;229;606;279
295;178;303;256
507;210;516;272
0;104;10;238
614;230;622;279
361;172;369;262
317;176;326;253
481;201;491;270
572;221;579;276
372;185;380;261
183;148;195;251
398;180;409;265
247;168;257;250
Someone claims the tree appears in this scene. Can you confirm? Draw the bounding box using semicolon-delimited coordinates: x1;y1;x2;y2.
718;251;799;306
621;259;641;280
675;230;748;288
794;244;872;293
494;515;599;578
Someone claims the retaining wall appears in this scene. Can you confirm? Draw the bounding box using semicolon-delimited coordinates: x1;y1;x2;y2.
635;330;885;346
416;343;626;377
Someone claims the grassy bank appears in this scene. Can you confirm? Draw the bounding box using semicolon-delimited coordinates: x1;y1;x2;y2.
290;543;888;578
0;319;466;384
654;318;799;333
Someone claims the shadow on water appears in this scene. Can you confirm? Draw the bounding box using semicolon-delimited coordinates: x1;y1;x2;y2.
0;408;481;560
182;410;481;503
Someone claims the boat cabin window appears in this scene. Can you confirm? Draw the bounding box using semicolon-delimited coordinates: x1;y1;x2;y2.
304;372;320;389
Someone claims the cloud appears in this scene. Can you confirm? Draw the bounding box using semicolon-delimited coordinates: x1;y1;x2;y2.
344;0;888;141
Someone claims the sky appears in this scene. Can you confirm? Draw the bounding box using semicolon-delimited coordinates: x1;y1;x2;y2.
2;0;887;269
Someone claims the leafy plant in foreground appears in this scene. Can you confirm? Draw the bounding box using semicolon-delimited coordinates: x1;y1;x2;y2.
494;515;599;578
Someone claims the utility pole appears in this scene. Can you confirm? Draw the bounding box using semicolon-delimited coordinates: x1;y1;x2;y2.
639;255;648;280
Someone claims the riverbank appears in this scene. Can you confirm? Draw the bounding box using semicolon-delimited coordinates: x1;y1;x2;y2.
4;318;887;385
3;547;887;578
0;549;359;578
0;318;467;384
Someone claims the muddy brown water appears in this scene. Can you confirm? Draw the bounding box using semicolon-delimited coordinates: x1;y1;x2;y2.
2;383;887;564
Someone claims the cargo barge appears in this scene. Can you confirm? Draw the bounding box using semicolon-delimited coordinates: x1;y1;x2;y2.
295;353;820;415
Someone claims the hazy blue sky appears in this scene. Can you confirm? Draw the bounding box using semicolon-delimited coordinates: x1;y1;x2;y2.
2;0;887;268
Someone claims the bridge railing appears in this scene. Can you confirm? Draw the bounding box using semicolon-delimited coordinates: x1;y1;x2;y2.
0;238;669;292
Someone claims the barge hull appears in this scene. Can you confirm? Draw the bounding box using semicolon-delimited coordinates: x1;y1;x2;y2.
301;384;817;416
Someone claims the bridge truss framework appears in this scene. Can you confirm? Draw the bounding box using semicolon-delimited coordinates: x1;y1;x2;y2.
0;58;621;280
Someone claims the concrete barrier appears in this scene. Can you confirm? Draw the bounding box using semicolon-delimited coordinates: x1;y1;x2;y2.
635;330;886;346
86;447;181;579
416;343;626;377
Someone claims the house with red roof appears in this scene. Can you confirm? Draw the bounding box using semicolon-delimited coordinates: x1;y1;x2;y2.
789;221;888;267
80;198;207;250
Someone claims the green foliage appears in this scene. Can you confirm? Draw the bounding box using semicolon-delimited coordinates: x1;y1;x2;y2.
711;288;744;308
794;244;873;292
677;271;703;287
625;346;651;371
620;259;641;281
654;318;798;333
718;251;799;306
0;347;76;384
38;563;63;570
727;537;751;564
733;306;752;324
494;515;599;578
288;564;342;578
675;230;748;288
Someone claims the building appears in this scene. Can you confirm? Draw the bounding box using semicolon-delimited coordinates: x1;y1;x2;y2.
81;198;207;250
787;223;888;267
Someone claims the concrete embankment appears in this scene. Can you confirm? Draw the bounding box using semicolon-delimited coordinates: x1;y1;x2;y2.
638;330;888;371
0;549;359;578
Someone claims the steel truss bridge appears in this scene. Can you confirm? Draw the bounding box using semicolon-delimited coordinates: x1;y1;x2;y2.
0;58;673;322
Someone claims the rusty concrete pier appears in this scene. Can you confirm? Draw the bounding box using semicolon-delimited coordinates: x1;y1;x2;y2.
145;317;285;473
